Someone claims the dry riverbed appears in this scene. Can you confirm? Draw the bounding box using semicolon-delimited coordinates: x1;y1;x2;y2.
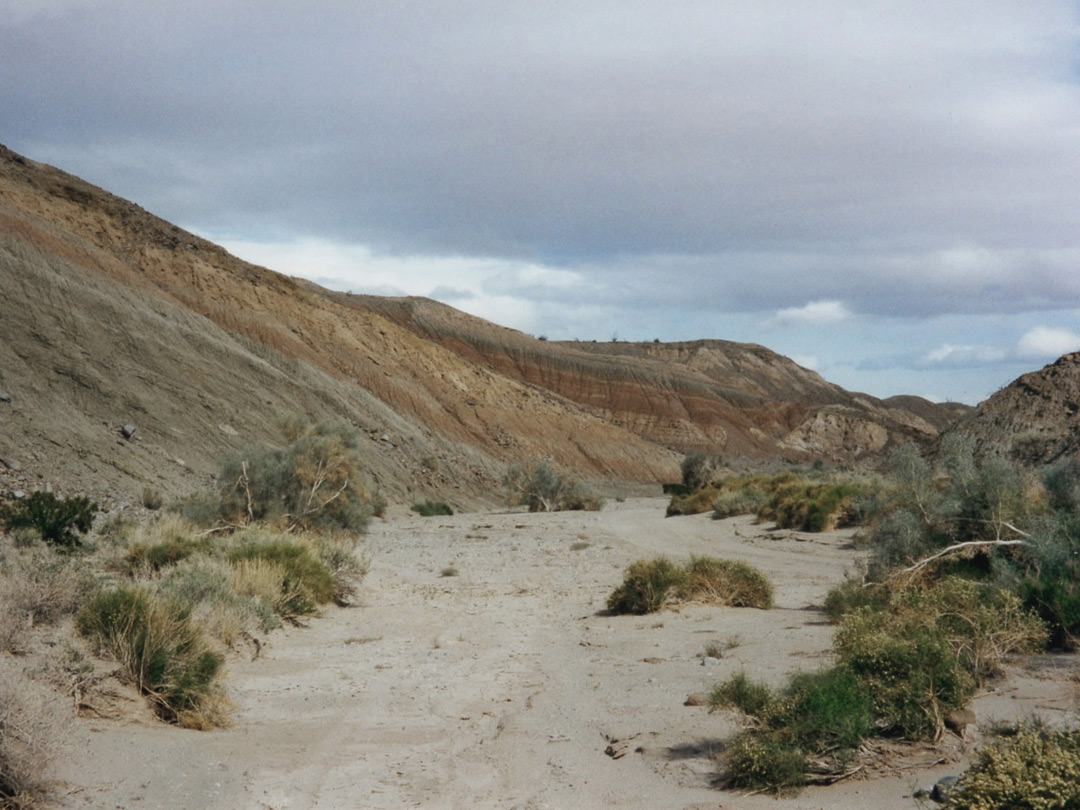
54;498;1077;809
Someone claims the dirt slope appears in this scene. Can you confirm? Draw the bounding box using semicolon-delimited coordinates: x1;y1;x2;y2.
0;145;679;506
0;142;967;507
944;352;1080;464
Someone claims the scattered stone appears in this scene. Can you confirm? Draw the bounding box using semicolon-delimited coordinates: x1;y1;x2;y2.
944;708;977;736
120;424;137;439
604;734;640;760
0;456;20;472
12;490;25;499
684;693;710;707
0;392;10;402
701;656;722;667
218;423;238;436
930;775;960;803
642;657;664;664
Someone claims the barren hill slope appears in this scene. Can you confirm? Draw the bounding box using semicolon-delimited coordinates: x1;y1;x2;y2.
0;143;968;508
0;144;678;506
341;294;968;459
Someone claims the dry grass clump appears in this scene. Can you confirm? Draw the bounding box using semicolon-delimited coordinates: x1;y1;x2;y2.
607;556;773;614
0;657;65;809
76;587;229;728
0;552;85;653
681;556;774;608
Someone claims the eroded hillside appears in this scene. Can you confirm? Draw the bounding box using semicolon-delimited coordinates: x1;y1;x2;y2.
0;143;968;508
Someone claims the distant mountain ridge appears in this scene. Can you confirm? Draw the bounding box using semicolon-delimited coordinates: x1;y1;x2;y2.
0;143;971;507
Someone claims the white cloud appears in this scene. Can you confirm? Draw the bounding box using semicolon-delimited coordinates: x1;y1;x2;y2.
768;300;851;328
1016;326;1080;359
921;344;1008;366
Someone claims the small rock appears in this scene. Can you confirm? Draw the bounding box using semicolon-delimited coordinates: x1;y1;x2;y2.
120;424;137;439
218;423;238;436
12;490;25;499
931;775;961;803
684;693;710;706
0;457;20;472
0;392;10;402
702;656;722;667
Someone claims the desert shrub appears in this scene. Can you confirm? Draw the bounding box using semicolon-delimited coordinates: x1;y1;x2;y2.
943;726;1080;810
316;537;369;607
712;488;768;520
181;419;378;532
822;577;887;622
709;671;775;717
1042;459;1080;513
410;500;454;517
761;480;875;532
95;513;136;547
226;531;335;617
0;658;64;808
4;553;85;628
141;487;164;511
724;735;808;794
834;605;974;737
667;484;722;516
712;668;872;793
76;587;227;727
504;461;603;512
681;451;717;493
0;492;97;549
155;557;279;641
123;536;209;575
606;558;685;614
680;556;773;608
607;557;772;614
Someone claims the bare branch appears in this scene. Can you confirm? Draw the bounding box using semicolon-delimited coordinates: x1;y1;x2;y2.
900;538;1029;577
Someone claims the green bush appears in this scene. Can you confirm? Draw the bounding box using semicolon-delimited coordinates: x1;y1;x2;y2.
180;419;379;532
410;500;454;517
835;605;974;738
709;671;774;717
76;587;226;727
606;558;685;614
504;461;603;512
711;667;873;788
822;578;887;622
0;491;97;549
680;556;773;608
944;726;1080;809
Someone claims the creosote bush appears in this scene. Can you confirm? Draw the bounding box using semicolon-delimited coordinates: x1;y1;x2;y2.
504;460;604;513
607;556;772;614
0;491;97;549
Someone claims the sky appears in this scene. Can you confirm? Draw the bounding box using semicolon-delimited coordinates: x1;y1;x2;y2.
3;1;1080;404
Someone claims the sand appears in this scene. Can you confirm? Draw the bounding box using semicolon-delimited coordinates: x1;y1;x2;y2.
53;498;1077;809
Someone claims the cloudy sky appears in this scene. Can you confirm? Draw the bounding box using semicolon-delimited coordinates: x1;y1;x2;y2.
4;1;1080;404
